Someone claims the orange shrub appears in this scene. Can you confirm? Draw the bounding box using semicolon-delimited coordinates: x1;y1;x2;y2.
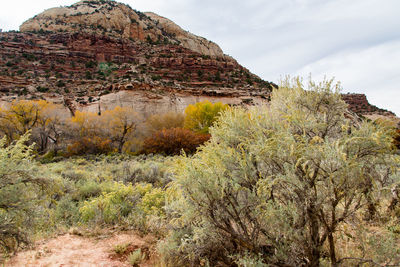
67;136;113;156
142;127;210;155
145;112;185;135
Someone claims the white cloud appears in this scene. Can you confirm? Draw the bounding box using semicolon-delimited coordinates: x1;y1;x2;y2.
296;40;400;115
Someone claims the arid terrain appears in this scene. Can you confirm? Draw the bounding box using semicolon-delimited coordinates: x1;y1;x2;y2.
1;1;399;267
6;231;156;267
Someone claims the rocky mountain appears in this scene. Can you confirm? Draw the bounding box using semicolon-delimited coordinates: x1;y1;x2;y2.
0;0;395;118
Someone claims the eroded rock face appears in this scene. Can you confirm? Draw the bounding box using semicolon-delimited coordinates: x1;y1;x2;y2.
341;93;395;117
0;0;395;119
20;0;224;57
0;30;274;116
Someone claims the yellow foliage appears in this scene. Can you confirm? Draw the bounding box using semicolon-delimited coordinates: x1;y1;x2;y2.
70;110;100;137
0;100;63;142
69;106;139;153
145;111;184;134
183;100;229;134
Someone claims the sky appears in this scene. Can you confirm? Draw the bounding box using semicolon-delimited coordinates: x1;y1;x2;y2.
1;0;399;116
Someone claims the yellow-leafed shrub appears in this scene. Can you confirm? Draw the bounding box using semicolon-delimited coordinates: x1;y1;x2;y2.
184;100;229;134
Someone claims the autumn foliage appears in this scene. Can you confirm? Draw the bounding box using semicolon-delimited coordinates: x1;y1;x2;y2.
67;136;113;155
0;100;219;156
144;112;185;135
142;127;210;155
184;100;229;134
0;100;65;152
67;107;139;155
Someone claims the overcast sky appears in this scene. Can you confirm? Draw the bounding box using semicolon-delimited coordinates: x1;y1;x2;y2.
1;0;399;115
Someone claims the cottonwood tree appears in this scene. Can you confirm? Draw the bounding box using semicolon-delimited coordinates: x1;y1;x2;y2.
169;77;399;266
32;102;66;153
184;100;229;134
102;106;140;153
0;100;66;153
69;107;140;154
144;111;185;135
0;100;43;141
68;110;112;155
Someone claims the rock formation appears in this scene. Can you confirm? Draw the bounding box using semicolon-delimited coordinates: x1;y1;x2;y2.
20;0;224;57
0;0;395;118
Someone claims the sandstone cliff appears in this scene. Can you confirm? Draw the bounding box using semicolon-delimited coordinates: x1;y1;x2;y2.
20;0;223;57
0;0;394;119
0;29;273;115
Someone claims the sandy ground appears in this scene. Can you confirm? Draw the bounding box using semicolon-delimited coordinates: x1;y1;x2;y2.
5;231;156;267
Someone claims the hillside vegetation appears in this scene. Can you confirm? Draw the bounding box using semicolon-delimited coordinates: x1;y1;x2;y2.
1;77;400;267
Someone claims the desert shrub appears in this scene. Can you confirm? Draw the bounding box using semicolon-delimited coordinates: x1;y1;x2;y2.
394;128;400;149
61;169;88;182
85;60;97;69
79;182;165;225
144;112;185;135
165;77;399;266
67;136;113;155
79;182;137;224
54;196;80;226
114;242;130;255
0;133;51;256
128;248;145;266
184;100;229;134
333;223;400;266
121;159;173;186
73;179;103;201
138;187;165;216
142;128;210;155
232;252;268;267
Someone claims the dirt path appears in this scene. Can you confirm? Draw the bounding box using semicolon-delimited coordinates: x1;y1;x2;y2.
5;231;156;267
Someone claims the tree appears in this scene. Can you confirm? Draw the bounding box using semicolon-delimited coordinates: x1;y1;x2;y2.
0;100;42;140
32;101;66;153
168;77;399;266
183;100;229;134
69;110;100;137
68;110;112;155
0;100;66;154
68;107;140;154
102;106;140;153
144;111;185;135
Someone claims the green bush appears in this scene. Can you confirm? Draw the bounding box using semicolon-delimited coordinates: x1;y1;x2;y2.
0;133;51;255
54;196;80;226
79;182;137;224
79;181;166;226
165;77;399;266
128;248;145;266
74;179;102;201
